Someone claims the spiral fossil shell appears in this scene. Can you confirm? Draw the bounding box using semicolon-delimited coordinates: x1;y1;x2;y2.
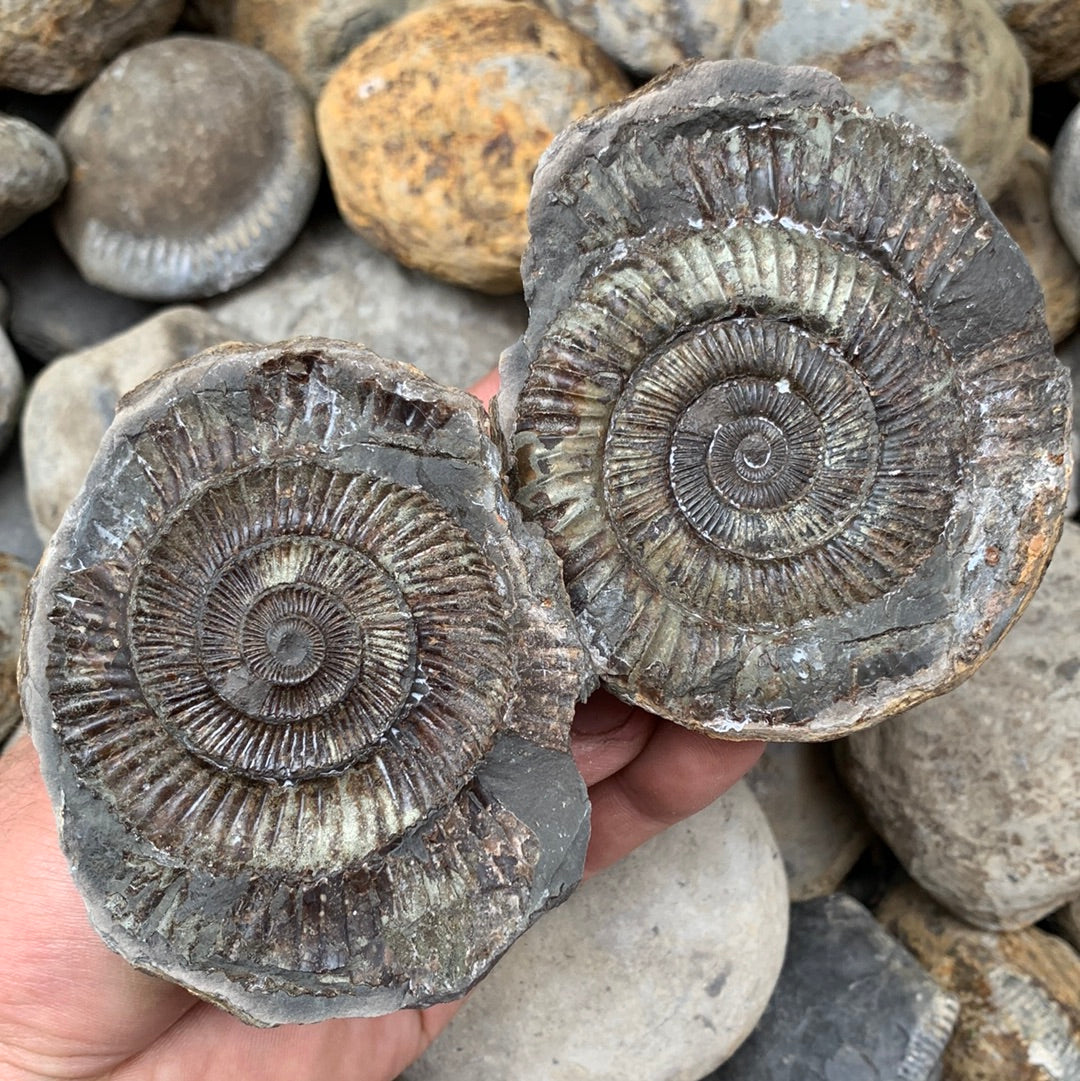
22;338;590;1024
499;59;1072;741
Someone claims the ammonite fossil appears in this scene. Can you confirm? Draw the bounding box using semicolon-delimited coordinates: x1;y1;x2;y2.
22;338;591;1024
500;59;1072;741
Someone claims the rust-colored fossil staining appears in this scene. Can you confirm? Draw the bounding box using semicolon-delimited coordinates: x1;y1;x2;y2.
22;338;590;1024
501;59;1071;741
315;0;631;294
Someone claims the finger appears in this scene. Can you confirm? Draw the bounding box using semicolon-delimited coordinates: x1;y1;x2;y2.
583;724;763;878
0;736;197;1077
570;689;657;787
467;365;499;404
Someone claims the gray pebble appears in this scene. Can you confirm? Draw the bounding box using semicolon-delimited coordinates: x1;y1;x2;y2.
0;114;67;237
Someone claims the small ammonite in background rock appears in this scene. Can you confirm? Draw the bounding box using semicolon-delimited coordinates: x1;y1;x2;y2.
22;337;591;1024
733;0;1030;201
537;0;742;76
316;0;632;294
994;138;1080;344
877;882;1080;1081
0;0;183;93
991;0;1080;83
501;59;1070;741
194;0;440;98
0;552;31;747
54;36;321;302
0;115;67;238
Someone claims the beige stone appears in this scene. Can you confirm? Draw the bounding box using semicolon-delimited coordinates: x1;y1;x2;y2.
991;0;1080;82
838;523;1080;930
539;0;742;76
994;139;1080;344
21;307;241;540
316;0;631;294
877;882;1080;1080
745;742;870;901
405;782;788;1081
733;0;1030;200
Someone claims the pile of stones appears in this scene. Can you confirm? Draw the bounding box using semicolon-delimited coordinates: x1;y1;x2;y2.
1;1;1079;1078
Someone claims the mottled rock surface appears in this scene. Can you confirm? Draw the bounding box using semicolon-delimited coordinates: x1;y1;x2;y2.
539;0;742;76
202;0;439;97
55;36;320;301
839;523;1080;930
745;743;870;900
733;0;1030;200
878;883;1080;1080
711;893;958;1080
22;307;241;541
993;138;1080;344
205;213;524;388
405;782;788;1081
0;218;158;364
316;0;631;293
991;0;1080;82
0;0;183;93
0;114;67;237
0;552;30;746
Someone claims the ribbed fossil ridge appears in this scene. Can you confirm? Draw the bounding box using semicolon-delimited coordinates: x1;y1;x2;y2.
500;59;1072;740
22;338;591;1024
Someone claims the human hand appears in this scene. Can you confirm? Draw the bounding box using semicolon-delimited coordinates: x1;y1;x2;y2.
0;368;762;1081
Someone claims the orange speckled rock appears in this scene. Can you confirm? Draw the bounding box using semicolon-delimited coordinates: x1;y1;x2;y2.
315;0;632;294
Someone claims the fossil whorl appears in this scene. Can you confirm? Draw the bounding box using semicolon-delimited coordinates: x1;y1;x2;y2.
499;60;1072;741
21;338;590;1025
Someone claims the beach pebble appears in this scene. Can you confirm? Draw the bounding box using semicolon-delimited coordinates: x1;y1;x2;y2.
199;0;439;97
0;553;30;747
538;0;742;76
204;212;526;388
1050;899;1080;951
1050;102;1080;266
404;782;788;1081
0;450;41;570
837;522;1080;931
0;115;67;238
0;328;22;456
878;882;1080;1081
744;743;870;901
733;0;1030;200
54;36;320;301
316;0;631;293
21;307;241;541
711;893;958;1081
991;0;1080;83
0;0;183;93
994;138;1080;343
0;220;157;364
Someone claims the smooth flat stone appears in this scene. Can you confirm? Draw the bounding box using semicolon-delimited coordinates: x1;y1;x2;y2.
838;522;1080;931
878;882;1080;1081
205;213;526;389
745;742;870;901
21;306;242;540
710;893;958;1081
404;782;789;1081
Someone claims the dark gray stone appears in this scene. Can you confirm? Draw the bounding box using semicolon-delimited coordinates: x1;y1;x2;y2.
710;893;958;1080
0;448;43;568
0;218;158;363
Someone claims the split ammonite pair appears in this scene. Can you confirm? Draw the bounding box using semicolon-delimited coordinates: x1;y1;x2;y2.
22;60;1071;1024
